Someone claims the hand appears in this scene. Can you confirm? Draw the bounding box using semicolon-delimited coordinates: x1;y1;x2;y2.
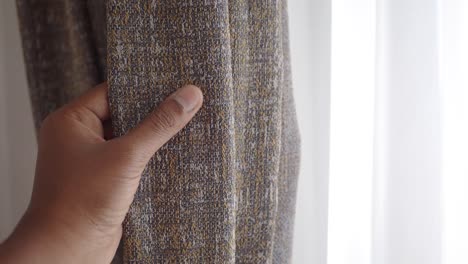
0;82;203;263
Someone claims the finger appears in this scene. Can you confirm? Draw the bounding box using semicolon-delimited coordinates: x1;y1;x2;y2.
57;82;110;137
65;82;110;122
115;84;203;161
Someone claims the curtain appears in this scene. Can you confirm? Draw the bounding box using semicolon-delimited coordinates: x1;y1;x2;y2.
322;0;468;263
15;0;300;263
328;0;440;263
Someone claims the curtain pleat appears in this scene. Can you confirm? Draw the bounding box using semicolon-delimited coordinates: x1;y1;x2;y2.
16;0;300;262
15;0;105;129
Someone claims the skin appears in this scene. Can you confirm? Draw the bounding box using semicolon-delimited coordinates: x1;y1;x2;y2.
0;82;203;263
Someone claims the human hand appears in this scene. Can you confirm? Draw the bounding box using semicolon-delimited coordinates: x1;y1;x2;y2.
0;82;203;263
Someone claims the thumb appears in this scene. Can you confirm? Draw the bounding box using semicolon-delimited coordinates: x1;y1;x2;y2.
114;84;203;163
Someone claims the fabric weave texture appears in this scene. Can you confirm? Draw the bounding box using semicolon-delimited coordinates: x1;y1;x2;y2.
16;0;301;263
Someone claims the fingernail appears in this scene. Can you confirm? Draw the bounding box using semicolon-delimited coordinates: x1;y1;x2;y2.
173;85;202;112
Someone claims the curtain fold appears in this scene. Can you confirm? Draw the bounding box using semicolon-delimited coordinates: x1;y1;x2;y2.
15;0;106;130
16;0;300;262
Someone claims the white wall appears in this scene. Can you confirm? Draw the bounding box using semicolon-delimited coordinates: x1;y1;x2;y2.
0;0;37;240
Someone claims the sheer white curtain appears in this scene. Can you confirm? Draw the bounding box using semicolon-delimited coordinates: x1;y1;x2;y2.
441;1;468;263
290;0;468;263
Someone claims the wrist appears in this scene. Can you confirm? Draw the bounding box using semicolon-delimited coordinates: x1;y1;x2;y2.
1;208;77;263
1;205;120;263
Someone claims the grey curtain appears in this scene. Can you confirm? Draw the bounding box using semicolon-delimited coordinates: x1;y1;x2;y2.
16;0;301;263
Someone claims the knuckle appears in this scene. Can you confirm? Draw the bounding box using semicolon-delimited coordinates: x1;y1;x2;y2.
39;110;64;132
61;106;88;123
148;102;181;132
38;105;92;138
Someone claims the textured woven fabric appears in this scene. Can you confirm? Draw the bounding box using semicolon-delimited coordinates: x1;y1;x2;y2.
16;0;106;130
16;0;301;263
